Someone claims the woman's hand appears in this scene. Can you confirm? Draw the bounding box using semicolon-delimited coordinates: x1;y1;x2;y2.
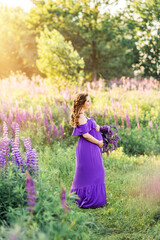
98;140;104;148
96;124;100;132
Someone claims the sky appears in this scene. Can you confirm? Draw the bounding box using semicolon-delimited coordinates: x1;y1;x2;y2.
0;0;127;14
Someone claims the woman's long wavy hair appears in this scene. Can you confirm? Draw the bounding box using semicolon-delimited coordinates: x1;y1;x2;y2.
70;92;88;127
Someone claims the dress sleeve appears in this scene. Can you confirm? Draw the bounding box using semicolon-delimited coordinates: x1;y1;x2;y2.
71;120;96;136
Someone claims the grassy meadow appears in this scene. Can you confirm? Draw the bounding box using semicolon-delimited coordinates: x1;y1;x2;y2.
0;73;160;240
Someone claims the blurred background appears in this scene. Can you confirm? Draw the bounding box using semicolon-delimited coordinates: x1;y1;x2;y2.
0;0;159;86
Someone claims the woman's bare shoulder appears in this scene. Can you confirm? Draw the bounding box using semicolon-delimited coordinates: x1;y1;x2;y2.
78;114;87;125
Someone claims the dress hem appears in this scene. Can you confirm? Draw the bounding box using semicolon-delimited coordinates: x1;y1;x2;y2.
69;182;107;208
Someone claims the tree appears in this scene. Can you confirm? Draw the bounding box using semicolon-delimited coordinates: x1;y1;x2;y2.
36;26;84;89
28;0;135;81
0;5;40;78
127;0;160;79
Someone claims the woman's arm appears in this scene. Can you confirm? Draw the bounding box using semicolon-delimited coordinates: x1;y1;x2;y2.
82;133;100;145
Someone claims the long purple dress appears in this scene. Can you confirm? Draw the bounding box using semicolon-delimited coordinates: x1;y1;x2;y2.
69;116;107;208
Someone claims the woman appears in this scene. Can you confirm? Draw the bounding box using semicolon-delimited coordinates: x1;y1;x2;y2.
69;92;107;208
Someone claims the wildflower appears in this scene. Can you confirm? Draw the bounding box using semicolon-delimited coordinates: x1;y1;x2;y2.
3;122;8;139
15;123;20;148
21;137;32;167
0;123;10;171
135;105;140;132
26;170;36;213
149;120;152;131
31;148;39;180
100;125;121;156
60;125;63;141
13;142;24;172
61;187;70;213
22;137;38;177
125;111;131;128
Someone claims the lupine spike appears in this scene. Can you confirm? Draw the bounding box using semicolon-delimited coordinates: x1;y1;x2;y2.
26;170;36;213
61;187;70;213
15;123;20;148
3;121;8;139
149;120;152;131
125;110;131;128
13;142;24;172
60;124;63;141
21;137;32;166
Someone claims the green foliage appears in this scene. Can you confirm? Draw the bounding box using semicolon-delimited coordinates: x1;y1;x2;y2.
36;26;84;89
0;160;97;240
0;6;40;78
127;0;160;79
28;0;137;80
0;166;27;225
119;127;160;156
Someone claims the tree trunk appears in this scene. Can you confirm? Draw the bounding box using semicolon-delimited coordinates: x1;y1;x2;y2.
92;41;97;82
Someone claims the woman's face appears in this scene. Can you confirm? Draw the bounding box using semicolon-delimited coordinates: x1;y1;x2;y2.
82;96;91;110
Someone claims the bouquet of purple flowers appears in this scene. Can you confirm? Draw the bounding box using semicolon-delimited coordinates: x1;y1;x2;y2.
100;124;121;156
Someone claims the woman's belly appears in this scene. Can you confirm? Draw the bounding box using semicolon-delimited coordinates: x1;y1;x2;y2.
77;128;103;154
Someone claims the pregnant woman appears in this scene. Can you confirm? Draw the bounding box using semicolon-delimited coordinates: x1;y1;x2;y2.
69;92;107;208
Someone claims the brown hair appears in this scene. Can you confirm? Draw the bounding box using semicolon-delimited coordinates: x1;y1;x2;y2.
70;92;88;127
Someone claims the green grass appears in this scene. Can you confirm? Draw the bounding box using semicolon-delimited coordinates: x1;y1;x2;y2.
33;143;160;240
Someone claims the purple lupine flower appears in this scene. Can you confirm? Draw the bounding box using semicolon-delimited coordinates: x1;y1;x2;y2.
61;187;70;213
0;139;3;169
9;139;16;164
10;122;16;136
48;106;53;123
100;124;121;156
156;123;158;131
9;109;14;122
0;139;6;168
13;142;24;172
125;111;131;128
21;137;38;177
32;148;39;180
15;123;20;148
3;121;8;139
26;170;36;213
52;125;56;137
60;125;63;141
43;116;49;130
27;137;32;147
103;110;106;120
47;125;52;143
136;115;140;132
30;148;39;178
36;111;41;123
62;102;68;116
135;104;140;132
30;148;36;173
119;109;124;128
56;128;59;138
26;111;31;120
113;113;119;126
54;97;59;106
0;122;10;170
129;103;133;113
21;137;32;168
149;120;152;131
